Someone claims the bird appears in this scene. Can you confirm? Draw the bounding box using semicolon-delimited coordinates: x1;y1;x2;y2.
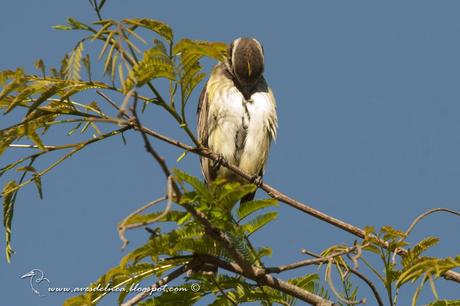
21;269;50;296
197;37;278;203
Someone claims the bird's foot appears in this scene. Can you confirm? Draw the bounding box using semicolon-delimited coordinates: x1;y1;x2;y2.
212;153;225;172
250;175;263;187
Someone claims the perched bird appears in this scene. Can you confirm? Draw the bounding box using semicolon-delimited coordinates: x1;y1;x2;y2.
197;37;278;202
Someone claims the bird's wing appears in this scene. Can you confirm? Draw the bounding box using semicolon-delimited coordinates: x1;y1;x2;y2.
197;81;213;183
266;87;278;141
197;81;209;146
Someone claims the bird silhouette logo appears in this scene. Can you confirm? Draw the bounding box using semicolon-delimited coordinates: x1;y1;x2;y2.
21;268;50;297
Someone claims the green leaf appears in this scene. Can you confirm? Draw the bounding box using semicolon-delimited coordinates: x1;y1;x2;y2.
289;273;319;292
52;25;73;31
0;114;58;156
0;73;27;112
177;212;192;225
35;59;46;77
137;283;203;306
0;68;24;87
62;295;89;306
123;210;187;226
82;54;92;81
397;256;460;287
208;274;315;306
363;225;375;236
125;46;175;91
173;39;227;62
173;169;208;199
24;84;64;117
241;211;277;236
381;225;406;240
363;244;381;255
402;236;440;269
63;263;159;305
2;180;18;263
173;39;226;105
176;150;188;162
33;174;43;199
256;246;272;258
120;225;206;267
98;0;107;10
123;18;173;41
237;198;278;220
427;300;460;306
67;18;92;31
65;41;85;80
16;166;43;199
27;130;45;151
217;181;255;203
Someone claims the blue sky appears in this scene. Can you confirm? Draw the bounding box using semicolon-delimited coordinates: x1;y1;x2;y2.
1;1;460;305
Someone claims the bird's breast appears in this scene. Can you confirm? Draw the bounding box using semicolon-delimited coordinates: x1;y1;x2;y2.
207;85;276;178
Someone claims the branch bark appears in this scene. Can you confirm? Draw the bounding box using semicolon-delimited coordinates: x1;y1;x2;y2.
121;264;190;306
265;245;361;274
128;103;335;305
131;123;460;284
203;255;337;306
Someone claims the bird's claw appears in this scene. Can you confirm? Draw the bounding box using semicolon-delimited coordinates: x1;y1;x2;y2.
212;154;225;172
251;175;263;187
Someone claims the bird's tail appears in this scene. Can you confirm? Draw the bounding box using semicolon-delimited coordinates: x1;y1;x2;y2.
240;190;256;204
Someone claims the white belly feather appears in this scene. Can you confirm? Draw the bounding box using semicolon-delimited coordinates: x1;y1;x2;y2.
208;86;276;180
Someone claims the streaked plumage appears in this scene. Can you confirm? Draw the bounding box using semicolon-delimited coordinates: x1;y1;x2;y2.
197;37;278;202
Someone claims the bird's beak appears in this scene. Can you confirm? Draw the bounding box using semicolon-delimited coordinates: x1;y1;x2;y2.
21;271;34;278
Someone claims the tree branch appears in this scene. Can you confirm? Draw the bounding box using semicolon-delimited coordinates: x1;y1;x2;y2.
203;255;337;306
300;249;384;306
348;266;384;306
403;208;460;238
96;90;130;119
127;97;337;305
265;245;362;274
129;123;460;284
121;264;191;306
117;196;167;249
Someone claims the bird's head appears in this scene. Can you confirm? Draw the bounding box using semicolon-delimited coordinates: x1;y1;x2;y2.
226;37;264;98
21;269;40;279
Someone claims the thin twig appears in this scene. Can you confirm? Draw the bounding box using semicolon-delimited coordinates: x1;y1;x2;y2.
326;260;365;305
131;95;179;196
265;245;362;274
117;178;174;245
119;88;135;119
88;0;103;21
96;90;130;119
129;96;333;305
303;249;384;306
10;127;131;192
404;208;460;238
130;124;460;284
390;208;460;265
132;92;252;275
349;267;384;306
211;276;238;306
8;144;70;150
202;255;336;306
121;264;191;306
117;196;167;249
136;124;371;239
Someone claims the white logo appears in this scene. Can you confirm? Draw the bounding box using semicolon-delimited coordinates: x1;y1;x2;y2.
21;269;50;297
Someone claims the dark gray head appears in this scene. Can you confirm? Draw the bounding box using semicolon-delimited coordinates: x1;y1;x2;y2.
227;37;264;98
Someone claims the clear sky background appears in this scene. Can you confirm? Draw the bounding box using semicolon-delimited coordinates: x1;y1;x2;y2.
1;1;460;305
